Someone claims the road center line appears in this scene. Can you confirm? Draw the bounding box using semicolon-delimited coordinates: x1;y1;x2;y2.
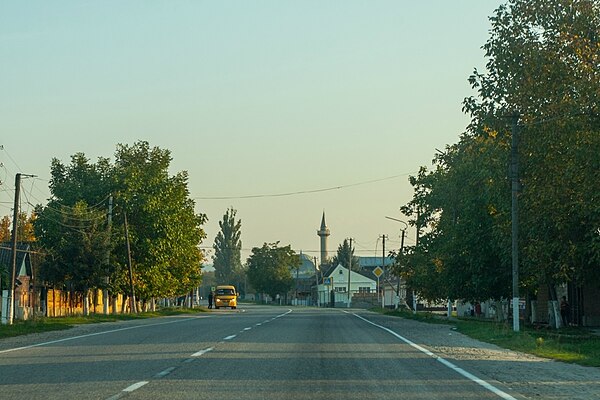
191;347;214;357
223;334;237;340
123;381;149;392
352;313;518;400
154;367;176;378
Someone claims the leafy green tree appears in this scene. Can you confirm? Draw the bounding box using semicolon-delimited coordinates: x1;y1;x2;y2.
246;242;299;299
401;134;513;303
330;239;360;271
401;0;600;311
213;208;243;288
36;201;110;292
34;142;208;307
464;0;600;291
112;141;207;301
35;154;114;291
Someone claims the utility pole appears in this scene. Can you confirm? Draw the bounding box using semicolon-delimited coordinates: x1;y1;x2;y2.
381;234;387;306
314;256;320;307
6;173;35;325
347;238;352;308
7;173;21;325
396;229;405;310
511;114;520;332
103;194;113;315
124;211;137;313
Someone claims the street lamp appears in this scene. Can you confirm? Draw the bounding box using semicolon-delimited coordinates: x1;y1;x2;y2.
385;217;408;310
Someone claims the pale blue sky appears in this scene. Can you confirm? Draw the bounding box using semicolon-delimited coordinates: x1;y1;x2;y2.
1;1;502;261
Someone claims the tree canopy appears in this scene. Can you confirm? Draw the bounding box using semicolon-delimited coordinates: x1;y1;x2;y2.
34;141;208;301
330;239;360;271
246;242;299;299
402;0;600;303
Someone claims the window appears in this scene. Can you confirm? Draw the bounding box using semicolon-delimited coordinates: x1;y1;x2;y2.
335;287;346;293
358;287;371;293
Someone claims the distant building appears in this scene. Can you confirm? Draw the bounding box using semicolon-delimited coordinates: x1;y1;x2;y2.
315;263;376;307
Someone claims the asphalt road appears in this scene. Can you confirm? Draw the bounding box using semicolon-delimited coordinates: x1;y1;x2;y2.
0;305;523;400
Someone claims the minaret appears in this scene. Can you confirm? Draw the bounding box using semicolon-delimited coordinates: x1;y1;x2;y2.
317;212;330;267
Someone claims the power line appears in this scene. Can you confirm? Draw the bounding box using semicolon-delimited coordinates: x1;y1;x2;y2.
194;172;416;200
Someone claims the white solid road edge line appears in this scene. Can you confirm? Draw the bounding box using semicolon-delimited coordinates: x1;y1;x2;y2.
123;381;149;392
352;313;518;400
0;317;206;355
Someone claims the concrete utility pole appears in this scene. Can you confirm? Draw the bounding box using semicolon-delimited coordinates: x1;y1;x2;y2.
124;211;137;313
385;216;408;310
314;256;320;307
381;234;387;306
347;238;352;308
7;173;21;325
511;114;520;332
396;229;405;310
6;173;35;325
103;194;113;315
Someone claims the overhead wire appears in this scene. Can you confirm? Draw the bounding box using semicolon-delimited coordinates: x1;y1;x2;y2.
194;172;416;200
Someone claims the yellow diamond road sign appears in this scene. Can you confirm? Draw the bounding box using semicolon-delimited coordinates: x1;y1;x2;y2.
373;267;383;278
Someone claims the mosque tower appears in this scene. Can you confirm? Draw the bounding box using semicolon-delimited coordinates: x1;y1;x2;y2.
317;212;330;267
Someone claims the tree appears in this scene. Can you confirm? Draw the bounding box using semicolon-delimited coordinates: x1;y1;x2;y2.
35;153;114;293
1;212;37;243
246;242;299;300
36;201;110;293
212;208;243;288
464;0;600;291
0;215;12;242
34;142;209;308
401;0;600;310
330;239;360;271
112;141;207;301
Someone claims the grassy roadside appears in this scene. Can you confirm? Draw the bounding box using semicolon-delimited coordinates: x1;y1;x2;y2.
0;307;208;340
379;308;600;367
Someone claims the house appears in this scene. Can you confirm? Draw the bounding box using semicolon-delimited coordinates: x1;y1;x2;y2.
0;242;35;321
316;264;377;307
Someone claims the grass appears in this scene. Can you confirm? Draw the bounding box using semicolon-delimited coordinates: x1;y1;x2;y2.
0;307;207;340
378;307;600;367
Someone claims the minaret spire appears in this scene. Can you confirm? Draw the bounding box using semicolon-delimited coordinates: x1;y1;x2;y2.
317;211;330;267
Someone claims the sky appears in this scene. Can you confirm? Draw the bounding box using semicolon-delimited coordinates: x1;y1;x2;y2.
0;1;503;263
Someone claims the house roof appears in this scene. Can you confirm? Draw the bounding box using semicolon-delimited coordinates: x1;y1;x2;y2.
359;256;394;269
0;242;32;277
323;263;376;283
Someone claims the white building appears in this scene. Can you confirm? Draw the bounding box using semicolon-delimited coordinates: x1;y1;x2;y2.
316;264;376;307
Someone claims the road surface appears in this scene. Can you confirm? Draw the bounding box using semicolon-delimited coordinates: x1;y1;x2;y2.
0;305;591;399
